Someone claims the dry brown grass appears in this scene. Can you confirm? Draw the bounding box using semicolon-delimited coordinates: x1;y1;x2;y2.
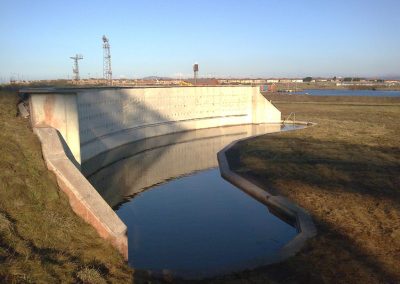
0;91;133;283
220;95;400;283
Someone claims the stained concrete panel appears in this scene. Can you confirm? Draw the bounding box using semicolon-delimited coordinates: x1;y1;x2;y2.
29;94;81;163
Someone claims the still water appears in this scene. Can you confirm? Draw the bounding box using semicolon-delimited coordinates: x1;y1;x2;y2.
84;124;303;279
118;169;297;278
295;89;400;97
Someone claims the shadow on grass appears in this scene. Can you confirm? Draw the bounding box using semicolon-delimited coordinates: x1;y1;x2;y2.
219;135;400;283
200;215;398;284
0;198;114;283
228;135;400;202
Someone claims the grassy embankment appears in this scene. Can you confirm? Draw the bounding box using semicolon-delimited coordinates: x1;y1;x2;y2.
0;90;133;283
218;94;400;283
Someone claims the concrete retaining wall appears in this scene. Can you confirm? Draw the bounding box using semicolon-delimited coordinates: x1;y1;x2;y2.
24;86;281;260
85;124;282;207
28;86;281;163
30;93;81;163
217;123;317;263
33;127;127;258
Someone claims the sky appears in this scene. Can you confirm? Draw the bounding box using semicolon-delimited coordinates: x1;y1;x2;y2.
0;0;399;82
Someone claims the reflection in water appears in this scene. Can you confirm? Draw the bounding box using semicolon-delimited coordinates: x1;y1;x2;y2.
83;123;304;279
118;169;297;279
85;124;302;208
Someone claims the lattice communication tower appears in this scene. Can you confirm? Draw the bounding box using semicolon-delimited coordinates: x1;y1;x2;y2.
70;54;83;81
102;35;112;85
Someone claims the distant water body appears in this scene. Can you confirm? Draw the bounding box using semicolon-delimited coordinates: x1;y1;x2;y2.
294;89;400;97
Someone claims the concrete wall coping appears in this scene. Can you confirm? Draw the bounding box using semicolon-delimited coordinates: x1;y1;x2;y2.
19;85;259;95
217;124;317;264
34;127;128;259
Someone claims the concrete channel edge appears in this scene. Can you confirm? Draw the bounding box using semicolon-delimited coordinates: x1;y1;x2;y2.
217;121;317;264
33;127;128;259
31;119;316;265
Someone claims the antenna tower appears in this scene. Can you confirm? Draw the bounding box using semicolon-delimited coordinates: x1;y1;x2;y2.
102;35;112;85
70;54;83;81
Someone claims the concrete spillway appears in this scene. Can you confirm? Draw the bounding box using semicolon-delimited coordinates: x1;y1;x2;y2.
84;124;306;279
23;86;317;265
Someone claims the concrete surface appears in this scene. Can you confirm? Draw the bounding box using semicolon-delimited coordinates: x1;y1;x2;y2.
24;86;281;260
29;94;81;163
28;86;281;163
33;127;128;259
17;102;29;118
217;123;317;263
85;124;282;207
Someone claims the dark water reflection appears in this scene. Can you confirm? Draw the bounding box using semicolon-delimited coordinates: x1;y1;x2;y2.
118;169;297;278
83;124;304;279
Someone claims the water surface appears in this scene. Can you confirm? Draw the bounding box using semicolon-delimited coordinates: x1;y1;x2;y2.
294;89;400;97
118;169;297;278
85;124;303;279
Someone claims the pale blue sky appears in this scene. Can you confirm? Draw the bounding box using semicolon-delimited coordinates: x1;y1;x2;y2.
0;0;399;81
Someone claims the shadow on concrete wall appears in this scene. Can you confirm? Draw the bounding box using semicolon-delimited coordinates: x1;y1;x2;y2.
83;127;252;208
77;89;189;159
77;89;191;199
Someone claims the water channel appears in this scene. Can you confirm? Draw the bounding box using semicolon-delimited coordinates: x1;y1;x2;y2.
83;123;304;279
294;89;400;97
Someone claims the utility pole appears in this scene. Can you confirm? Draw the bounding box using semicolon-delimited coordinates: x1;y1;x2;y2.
102;35;112;85
70;54;83;81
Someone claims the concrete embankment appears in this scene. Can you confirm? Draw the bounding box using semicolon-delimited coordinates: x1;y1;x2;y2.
0;91;132;282
217;122;317;264
22;86;281;257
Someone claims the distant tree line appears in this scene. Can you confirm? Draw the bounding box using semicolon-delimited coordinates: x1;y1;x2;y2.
343;77;385;83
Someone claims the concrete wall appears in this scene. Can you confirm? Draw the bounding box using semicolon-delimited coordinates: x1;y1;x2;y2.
85;124;282;207
29;86;281;163
33;127;127;258
27;86;281;259
30;93;81;163
217;131;317;263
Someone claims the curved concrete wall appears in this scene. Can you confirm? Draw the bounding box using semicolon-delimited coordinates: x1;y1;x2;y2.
29;86;281;163
85;124;282;207
25;86;281;259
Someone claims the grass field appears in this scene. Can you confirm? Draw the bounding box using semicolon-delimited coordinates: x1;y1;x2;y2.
220;94;400;283
0;91;133;283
